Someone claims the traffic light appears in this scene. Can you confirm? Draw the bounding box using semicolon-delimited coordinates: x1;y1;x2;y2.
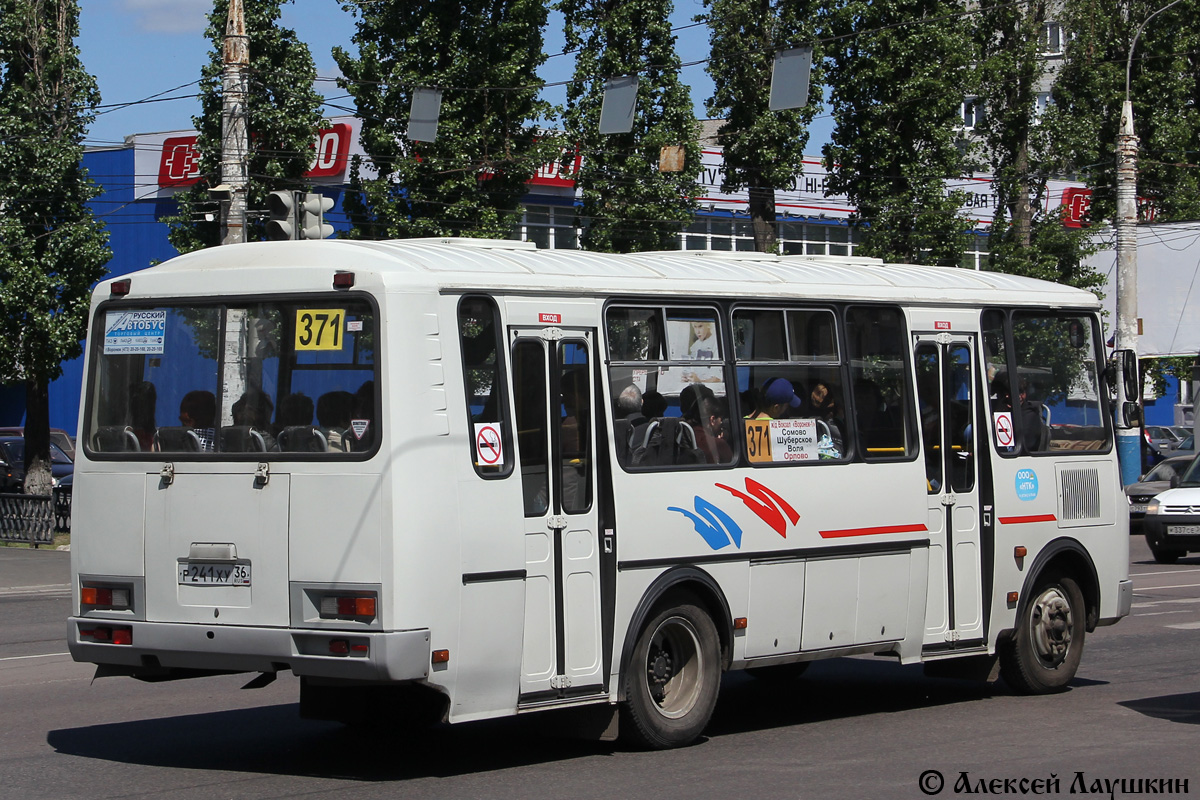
299;193;335;239
266;190;299;240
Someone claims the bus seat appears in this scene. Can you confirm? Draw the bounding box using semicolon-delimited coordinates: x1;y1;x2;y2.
153;427;201;452
219;425;267;453
92;426;140;452
631;417;705;466
278;425;328;453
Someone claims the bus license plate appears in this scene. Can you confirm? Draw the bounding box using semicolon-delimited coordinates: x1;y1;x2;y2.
1167;525;1200;537
1129;504;1147;515
178;562;251;585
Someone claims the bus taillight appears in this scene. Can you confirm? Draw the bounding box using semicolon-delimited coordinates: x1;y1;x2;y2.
319;592;377;621
81;583;131;611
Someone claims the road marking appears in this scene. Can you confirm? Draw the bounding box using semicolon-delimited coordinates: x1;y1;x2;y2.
1165;621;1200;630
1134;597;1200;609
1131;568;1200;577
0;583;70;597
1135;582;1200;591
0;652;70;662
1132;610;1192;617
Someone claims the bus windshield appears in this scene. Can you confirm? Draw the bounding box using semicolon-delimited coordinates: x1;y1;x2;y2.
84;298;377;456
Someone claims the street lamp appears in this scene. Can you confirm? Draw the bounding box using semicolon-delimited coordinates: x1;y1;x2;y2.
1114;0;1183;486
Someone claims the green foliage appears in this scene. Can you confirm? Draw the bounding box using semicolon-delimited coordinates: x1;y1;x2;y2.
702;0;822;252
165;0;327;252
333;0;557;240
0;0;110;386
1044;0;1200;224
560;0;700;253
821;0;974;266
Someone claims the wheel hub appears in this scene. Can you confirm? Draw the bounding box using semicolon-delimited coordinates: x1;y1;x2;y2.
1029;587;1073;668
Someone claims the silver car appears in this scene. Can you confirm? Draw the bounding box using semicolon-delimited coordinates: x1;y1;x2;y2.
1127;454;1196;530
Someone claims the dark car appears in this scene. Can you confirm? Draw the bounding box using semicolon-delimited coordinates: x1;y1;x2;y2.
0;436;73;493
1127;454;1196;530
0;427;75;461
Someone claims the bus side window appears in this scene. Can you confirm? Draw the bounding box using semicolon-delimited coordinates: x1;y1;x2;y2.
458;296;512;477
846;306;915;460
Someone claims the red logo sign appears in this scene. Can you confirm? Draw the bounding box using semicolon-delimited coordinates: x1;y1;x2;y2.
934;321;951;331
307;123;352;178
529;148;582;187
157;124;354;188
1061;187;1092;228
538;313;561;324
158;136;202;187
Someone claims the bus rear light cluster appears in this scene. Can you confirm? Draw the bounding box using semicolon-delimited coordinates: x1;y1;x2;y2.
318;593;377;621
79;626;132;645
328;639;369;656
81;584;131;611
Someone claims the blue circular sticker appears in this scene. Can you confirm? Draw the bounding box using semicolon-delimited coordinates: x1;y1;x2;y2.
1015;469;1039;501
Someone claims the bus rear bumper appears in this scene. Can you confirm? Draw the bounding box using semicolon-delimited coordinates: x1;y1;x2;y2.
67;618;431;682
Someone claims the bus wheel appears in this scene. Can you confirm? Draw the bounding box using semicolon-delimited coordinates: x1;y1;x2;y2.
621;602;721;749
999;571;1085;694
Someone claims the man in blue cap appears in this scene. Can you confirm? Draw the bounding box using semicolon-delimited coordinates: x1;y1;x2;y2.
748;377;803;420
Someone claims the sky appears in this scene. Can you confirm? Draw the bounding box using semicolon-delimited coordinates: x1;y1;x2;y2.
76;0;783;149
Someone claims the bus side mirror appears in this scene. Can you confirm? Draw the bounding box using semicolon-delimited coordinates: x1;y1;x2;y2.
1118;349;1142;401
1122;401;1142;428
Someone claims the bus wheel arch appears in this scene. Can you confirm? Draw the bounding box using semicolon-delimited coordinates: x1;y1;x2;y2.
616;567;731;749
999;538;1097;694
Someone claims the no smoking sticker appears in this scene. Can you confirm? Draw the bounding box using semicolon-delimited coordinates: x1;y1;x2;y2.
993;411;1014;448
474;422;504;466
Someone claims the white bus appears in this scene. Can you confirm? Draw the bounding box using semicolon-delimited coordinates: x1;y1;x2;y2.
69;239;1132;748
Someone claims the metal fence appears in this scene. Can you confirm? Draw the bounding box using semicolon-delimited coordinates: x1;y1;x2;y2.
0;491;70;547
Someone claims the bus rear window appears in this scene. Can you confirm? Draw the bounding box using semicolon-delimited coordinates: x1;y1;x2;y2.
85;298;377;457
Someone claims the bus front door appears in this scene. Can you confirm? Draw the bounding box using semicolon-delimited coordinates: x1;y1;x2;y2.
915;335;985;648
510;329;605;701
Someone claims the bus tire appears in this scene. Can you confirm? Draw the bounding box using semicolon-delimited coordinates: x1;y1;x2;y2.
620;601;721;749
999;571;1085;694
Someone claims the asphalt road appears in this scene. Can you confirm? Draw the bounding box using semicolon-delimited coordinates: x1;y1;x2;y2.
2;539;1198;800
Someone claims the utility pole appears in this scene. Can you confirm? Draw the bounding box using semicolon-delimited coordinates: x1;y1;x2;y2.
1114;0;1183;485
220;0;249;245
1114;98;1140;486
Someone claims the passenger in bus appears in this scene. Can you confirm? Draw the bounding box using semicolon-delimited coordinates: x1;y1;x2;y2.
317;390;355;451
809;380;845;458
129;380;157;451
992;374;1043;452
178;390;217;451
681;386;732;464
230;389;277;450
642;390;667;419
616;384;645;421
275;392;315;431
747;377;803;420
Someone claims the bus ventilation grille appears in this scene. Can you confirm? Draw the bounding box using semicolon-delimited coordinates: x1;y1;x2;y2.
1060;468;1101;521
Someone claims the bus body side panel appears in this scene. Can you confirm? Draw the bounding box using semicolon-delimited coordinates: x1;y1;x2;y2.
608;459;931;675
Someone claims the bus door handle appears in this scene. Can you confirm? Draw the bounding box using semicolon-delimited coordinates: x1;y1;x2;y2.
546;515;568;531
159;463;174;487
941;493;957;507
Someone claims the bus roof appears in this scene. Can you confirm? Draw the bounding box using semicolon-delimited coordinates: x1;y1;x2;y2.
108;238;1100;309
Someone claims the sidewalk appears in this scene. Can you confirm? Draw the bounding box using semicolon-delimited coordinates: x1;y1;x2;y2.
0;547;70;593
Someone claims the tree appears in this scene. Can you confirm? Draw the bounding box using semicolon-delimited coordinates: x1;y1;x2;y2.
822;0;974;266
0;0;110;493
972;0;1100;291
703;0;822;253
561;0;700;253
333;0;557;240
166;0;326;253
1044;0;1200;226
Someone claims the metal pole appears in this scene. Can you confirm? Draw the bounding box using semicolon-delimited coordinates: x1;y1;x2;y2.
1114;99;1140;486
220;0;249;246
1113;0;1182;485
